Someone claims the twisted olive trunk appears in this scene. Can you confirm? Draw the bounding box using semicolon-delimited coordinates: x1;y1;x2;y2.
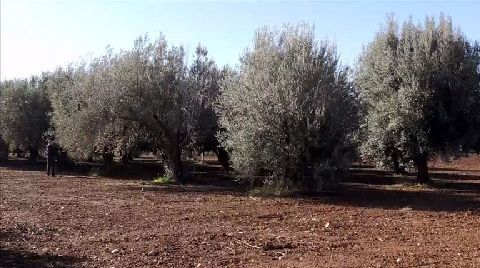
215;147;231;171
415;152;430;183
166;132;184;182
0;139;8;163
391;150;407;175
28;146;39;162
103;149;114;175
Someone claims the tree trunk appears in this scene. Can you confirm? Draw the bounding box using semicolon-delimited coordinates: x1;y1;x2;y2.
120;151;134;164
57;150;71;170
415;152;430;183
392;153;401;173
166;142;183;182
391;151;407;175
15;147;23;158
28;147;39;162
121;155;128;164
103;150;114;175
0;151;7;162
148;114;184;181
0;139;8;163
216;147;230;170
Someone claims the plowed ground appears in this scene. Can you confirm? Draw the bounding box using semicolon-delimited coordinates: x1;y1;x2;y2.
1;158;480;268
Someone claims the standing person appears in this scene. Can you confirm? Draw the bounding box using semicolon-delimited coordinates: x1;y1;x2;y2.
46;139;58;177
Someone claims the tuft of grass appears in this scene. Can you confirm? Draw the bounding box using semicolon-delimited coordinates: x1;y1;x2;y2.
380;182;436;192
152;176;175;185
88;166;103;177
249;182;295;197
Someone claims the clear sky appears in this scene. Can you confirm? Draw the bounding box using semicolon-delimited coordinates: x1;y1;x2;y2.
1;0;479;80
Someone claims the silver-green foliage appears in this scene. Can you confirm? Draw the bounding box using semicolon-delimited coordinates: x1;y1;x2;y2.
48;56;133;161
48;35;222;179
356;15;480;179
0;77;51;153
48;37;185;169
217;24;357;189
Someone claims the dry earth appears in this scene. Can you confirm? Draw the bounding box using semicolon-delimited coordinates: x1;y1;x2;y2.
1;158;480;267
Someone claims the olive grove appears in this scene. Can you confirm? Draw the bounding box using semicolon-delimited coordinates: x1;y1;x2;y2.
0;15;478;190
356;15;480;182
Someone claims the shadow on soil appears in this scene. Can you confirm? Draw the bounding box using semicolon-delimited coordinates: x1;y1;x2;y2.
0;158;165;180
430;167;480;173
2;158;479;213
315;184;480;213
346;168;480;191
0;248;84;268
318;168;480;212
131;166;480;213
0;227;85;268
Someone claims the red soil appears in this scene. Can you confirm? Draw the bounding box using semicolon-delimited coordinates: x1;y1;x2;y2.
1;159;480;267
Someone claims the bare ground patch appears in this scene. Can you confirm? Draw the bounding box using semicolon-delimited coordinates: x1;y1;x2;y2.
1;166;480;267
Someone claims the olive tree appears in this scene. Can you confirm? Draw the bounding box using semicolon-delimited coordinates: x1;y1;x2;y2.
0;77;51;161
356;15;480;183
108;36;192;180
48;52;144;167
49;35;224;180
217;24;358;191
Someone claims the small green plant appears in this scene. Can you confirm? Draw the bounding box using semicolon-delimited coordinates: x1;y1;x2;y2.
152;176;175;185
249;177;296;197
88;166;103;177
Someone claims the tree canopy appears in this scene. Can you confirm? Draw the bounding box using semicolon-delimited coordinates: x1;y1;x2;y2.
0;77;51;161
48;36;225;180
0;15;478;190
356;15;480;182
217;24;358;191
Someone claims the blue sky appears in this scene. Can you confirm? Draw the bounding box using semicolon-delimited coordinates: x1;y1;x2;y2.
1;0;479;80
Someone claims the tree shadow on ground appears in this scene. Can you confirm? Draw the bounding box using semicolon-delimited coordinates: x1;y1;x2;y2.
431;167;480;173
345;167;480;191
0;248;84;268
0;158;230;182
0;227;85;268
124;179;479;214
305;183;480;213
430;170;480;181
0;159;46;171
3;159;479;214
344;168;412;185
123;174;244;196
126;165;480;213
0;158;164;181
310;167;480;212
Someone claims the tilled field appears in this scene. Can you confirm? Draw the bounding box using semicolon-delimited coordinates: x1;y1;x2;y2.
1;166;480;267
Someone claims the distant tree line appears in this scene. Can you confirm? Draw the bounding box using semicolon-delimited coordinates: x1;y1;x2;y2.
1;15;479;189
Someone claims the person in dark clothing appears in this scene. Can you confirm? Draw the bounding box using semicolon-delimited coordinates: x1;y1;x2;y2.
46;140;58;177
